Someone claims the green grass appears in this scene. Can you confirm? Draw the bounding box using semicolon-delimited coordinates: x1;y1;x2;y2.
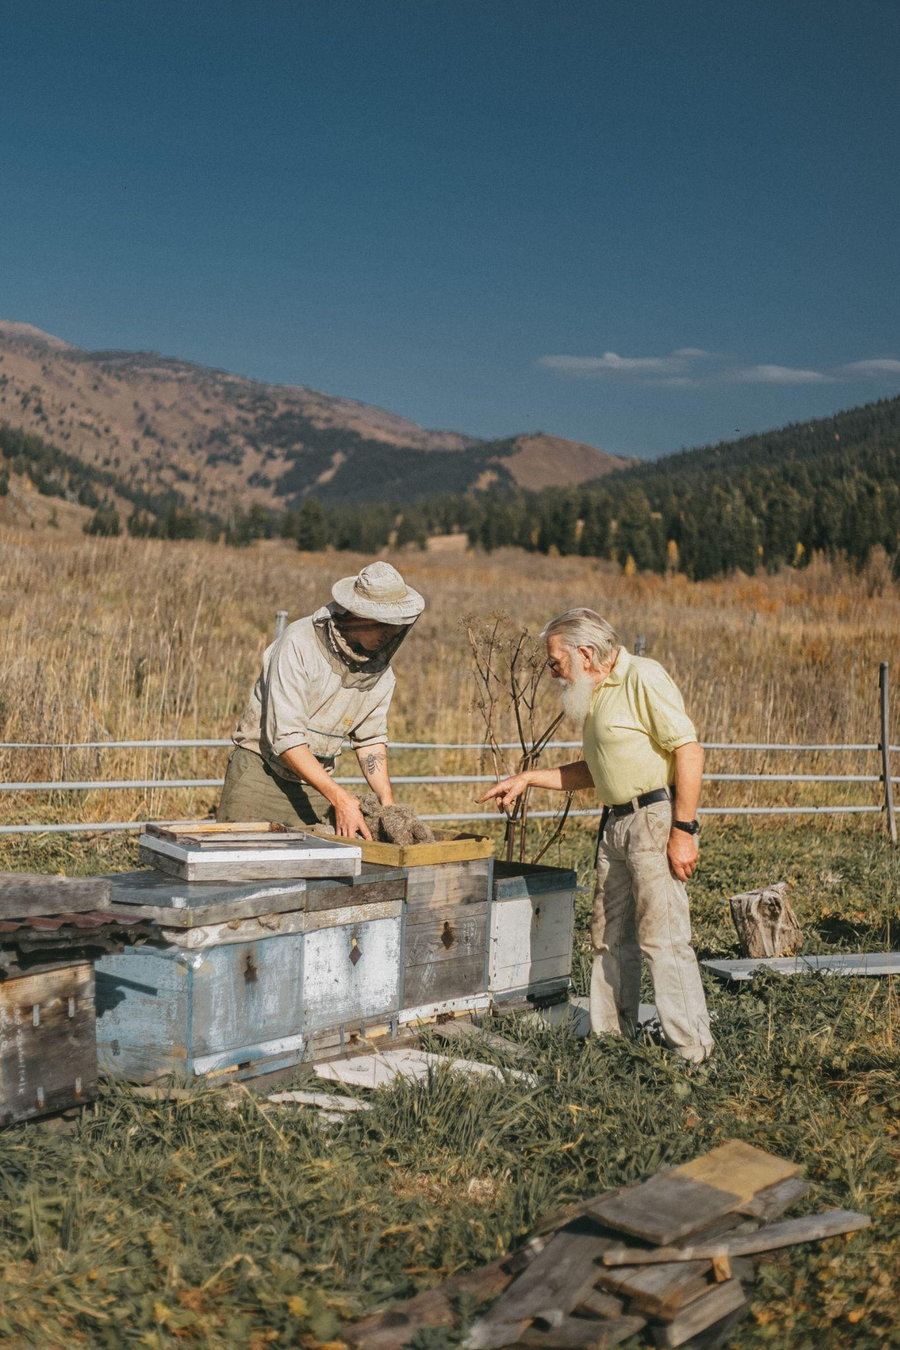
0;824;898;1349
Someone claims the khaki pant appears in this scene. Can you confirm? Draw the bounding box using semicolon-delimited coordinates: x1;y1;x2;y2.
591;798;713;1063
217;746;335;829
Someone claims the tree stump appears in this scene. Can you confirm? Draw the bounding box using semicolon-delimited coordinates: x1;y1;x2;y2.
729;883;803;958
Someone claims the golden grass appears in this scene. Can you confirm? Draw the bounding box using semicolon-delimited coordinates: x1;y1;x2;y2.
0;529;898;831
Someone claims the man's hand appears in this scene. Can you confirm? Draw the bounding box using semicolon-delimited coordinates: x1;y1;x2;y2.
333;791;373;840
667;827;699;882
478;773;531;812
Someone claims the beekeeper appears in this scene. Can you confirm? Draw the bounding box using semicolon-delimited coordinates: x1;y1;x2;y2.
218;562;425;839
479;608;713;1064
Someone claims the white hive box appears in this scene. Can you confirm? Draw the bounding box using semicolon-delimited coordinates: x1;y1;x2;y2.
140;821;362;882
489;861;577;1004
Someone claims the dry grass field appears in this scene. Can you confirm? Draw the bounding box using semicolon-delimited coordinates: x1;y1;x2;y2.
1;529;899;840
1;531;899;1348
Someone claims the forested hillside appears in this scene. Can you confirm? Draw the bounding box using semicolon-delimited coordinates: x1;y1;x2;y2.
374;397;900;578
4;394;899;579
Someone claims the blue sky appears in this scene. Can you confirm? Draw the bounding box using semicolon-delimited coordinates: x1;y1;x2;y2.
2;1;899;458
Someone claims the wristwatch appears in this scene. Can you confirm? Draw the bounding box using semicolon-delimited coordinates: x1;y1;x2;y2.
673;819;700;836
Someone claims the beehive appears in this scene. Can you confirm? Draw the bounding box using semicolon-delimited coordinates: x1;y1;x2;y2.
489;860;577;1004
97;866;405;1080
399;858;493;1023
0;963;97;1123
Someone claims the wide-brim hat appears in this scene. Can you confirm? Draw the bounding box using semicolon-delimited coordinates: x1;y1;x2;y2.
331;561;425;623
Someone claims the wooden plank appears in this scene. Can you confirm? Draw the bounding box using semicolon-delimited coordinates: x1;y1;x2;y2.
673;1140;800;1204
595;1259;713;1318
145;820;286;837
403;953;487;1009
305;876;406;912
316;1048;534;1091
464;1221;616;1350
599;1209;872;1265
405;906;488;966
267;1089;373;1112
651;1281;748;1349
405;859;493;914
675;1303;750;1350
519;1314;647;1349
587;1172;742;1247
0;872;111;918
0;963;97;1123
736;1175;808;1222
343;1237;548;1350
429;1020;531;1062
570;1289;624;1320
702;952;900;981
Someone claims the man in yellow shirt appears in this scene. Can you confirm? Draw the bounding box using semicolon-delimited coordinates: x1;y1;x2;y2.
480;608;713;1063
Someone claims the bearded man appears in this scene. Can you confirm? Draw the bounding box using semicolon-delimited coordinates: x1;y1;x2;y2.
218;561;424;840
480;608;713;1064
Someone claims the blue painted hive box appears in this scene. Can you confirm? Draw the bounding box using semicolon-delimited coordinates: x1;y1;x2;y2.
96;865;406;1081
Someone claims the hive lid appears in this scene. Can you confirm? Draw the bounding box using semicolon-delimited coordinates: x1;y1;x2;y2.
492;860;578;900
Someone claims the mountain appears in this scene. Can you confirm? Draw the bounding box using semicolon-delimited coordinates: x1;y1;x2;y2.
0;320;633;511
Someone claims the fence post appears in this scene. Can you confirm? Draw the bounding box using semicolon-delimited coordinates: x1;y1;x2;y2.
634;635;647;656
879;662;897;845
274;610;288;641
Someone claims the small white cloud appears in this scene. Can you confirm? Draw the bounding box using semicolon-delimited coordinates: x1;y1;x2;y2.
839;358;900;380
671;347;713;359
732;364;829;385
537;350;690;378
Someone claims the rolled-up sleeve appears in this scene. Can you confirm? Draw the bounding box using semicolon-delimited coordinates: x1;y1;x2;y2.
263;637;311;758
635;664;697;752
349;674;395;749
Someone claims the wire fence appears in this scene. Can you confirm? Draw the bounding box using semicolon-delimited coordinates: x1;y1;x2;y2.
0;646;896;840
0;739;898;836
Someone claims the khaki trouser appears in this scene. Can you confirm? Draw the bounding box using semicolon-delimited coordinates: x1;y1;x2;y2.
590;797;714;1063
217;746;335;829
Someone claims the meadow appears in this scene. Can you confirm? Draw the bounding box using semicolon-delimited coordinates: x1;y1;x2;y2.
0;529;899;838
0;531;898;1349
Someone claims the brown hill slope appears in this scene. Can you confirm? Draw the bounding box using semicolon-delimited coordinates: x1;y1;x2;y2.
0;320;632;508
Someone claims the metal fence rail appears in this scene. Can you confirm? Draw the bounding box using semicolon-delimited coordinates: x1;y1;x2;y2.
0;656;896;837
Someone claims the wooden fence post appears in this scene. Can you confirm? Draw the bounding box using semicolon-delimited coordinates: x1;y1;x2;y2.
879;662;897;845
274;610;288;641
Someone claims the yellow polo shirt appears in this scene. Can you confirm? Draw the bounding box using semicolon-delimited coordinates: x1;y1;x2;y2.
582;647;697;806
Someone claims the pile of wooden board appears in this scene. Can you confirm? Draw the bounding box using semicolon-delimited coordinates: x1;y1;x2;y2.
346;1141;871;1350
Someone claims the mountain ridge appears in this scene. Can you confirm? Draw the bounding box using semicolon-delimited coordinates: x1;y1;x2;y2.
0;319;633;508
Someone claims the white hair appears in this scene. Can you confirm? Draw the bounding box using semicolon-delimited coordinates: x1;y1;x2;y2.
540;608;619;670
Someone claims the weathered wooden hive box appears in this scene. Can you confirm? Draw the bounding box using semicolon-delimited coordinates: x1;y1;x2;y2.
96;866;405;1081
0;963;97;1124
489;860;577;1004
400;857;494;1024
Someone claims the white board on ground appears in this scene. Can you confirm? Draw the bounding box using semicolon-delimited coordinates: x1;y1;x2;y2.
315;1048;535;1090
267;1090;373;1112
703;952;900;981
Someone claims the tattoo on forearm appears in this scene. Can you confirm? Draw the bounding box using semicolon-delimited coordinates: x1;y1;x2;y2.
363;747;386;775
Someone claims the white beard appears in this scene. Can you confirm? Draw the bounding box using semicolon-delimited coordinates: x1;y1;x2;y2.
560;672;596;725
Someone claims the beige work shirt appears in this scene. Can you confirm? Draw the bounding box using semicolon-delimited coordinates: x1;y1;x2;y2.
232;612;394;781
582;647;697;805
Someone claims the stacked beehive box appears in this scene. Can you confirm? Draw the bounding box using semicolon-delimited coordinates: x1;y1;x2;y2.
93;836;578;1083
0;874;113;1123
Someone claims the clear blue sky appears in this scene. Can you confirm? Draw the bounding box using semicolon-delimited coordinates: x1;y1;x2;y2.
2;1;899;458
